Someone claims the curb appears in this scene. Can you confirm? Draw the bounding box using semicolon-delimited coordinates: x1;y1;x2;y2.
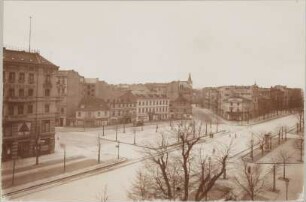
2;158;127;197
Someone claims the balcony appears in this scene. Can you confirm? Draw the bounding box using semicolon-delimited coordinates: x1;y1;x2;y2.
4;96;36;103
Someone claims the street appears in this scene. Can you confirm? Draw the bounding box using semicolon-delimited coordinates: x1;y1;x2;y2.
8;108;301;201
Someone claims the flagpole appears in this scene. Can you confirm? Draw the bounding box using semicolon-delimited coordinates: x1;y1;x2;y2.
29;16;32;52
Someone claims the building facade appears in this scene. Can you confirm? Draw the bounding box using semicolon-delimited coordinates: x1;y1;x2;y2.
2;48;59;161
56;70;84;126
107;91;137;124
200;83;304;121
75;97;110;127
135;93;170;122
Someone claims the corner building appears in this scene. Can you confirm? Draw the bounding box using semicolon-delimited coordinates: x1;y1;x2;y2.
2;48;59;161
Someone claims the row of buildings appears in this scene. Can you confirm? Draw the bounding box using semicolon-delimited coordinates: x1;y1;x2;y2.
196;84;303;121
57;72;193;127
2;48;192;161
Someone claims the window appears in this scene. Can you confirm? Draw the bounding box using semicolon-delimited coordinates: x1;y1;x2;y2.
9;88;15;97
98;111;100;116
19;72;25;83
9;72;15;83
42;120;50;132
45;89;50;97
18;105;24;115
230;102;233;106
45;104;50;113
29;73;34;84
19;89;25;97
61;108;64;114
78;112;81;117
8;105;14;115
45;74;51;83
28;89;34;97
28;105;33;114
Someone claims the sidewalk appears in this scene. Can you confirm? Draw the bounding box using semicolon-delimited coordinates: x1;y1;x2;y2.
256;138;304;201
2;157;127;197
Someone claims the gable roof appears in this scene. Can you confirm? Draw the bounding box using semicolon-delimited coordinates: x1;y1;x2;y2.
78;97;109;111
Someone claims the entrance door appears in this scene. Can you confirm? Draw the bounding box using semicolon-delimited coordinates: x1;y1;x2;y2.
60;118;64;126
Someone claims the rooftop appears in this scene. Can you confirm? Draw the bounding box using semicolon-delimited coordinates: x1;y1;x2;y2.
3;48;58;67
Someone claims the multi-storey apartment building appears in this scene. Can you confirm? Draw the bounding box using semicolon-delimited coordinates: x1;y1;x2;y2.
2;48;59;161
56;70;84;126
135;93;170;122
108;91;137;124
222;97;253;121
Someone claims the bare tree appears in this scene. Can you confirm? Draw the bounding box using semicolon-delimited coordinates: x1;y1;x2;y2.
177;121;202;200
194;141;233;201
255;133;266;157
234;161;267;200
277;149;293;179
295;136;304;162
295;109;304;132
97;184;109;202
128;170;154;200
129;120;232;201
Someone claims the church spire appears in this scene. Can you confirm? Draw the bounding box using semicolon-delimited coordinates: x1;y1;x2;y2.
188;73;192;85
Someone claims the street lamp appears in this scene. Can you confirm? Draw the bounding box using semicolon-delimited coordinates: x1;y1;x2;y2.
116;141;120;159
208;156;211;177
284;178;290;200
251;134;254;161
133;128;136;145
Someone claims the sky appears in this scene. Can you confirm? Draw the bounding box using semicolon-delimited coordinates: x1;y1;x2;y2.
3;1;305;89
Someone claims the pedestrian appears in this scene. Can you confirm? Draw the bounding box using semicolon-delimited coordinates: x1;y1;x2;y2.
235;133;237;138
212;148;215;154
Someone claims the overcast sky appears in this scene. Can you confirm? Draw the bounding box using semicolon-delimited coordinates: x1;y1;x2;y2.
3;1;305;89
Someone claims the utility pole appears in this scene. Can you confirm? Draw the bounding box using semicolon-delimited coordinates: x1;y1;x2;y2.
273;164;276;191
116;142;120;159
64;146;66;172
35;55;39;165
133;128;136;145
123;120;125;133
115;125;118;141
11;159;16;185
98;133;101;164
102;125;105;136
251;137;254;161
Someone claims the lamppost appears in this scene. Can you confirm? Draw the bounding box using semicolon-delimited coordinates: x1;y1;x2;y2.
208;157;211;178
133;128;136;145
284;178;290;200
115;125;118;141
98;133;101;164
251;134;254;161
60;143;66;172
123;119;126;133
272;164;276;192
116;141;120;159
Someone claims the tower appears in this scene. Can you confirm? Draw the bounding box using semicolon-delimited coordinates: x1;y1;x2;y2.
188;73;192;86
